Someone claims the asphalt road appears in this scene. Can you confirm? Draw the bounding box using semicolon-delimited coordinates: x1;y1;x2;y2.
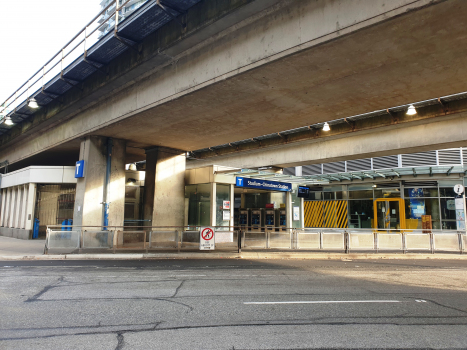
0;259;466;349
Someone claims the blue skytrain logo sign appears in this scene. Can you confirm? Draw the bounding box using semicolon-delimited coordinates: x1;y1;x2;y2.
236;177;292;192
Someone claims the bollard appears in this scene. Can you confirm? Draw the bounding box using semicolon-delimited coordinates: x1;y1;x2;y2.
344;231;349;254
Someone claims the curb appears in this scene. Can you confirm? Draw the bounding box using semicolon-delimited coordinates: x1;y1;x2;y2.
0;252;466;261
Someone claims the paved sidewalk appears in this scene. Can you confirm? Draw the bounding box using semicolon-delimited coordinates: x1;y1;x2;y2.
0;235;466;260
0;236;45;258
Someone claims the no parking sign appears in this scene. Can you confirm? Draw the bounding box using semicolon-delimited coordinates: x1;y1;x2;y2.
200;227;215;250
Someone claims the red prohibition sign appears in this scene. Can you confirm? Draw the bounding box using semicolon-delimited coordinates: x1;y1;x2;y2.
201;228;214;241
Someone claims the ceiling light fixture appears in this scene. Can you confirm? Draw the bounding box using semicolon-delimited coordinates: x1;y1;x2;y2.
322;122;330;131
406;104;417;115
4;117;14;125
28;98;39;109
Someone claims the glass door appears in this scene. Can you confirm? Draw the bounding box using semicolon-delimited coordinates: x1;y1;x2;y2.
374;198;406;231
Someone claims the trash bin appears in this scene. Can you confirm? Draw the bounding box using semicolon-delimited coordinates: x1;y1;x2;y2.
33;218;40;239
61;219;73;239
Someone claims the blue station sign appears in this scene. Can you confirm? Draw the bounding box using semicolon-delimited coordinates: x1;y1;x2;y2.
75;160;85;178
236;177;292;192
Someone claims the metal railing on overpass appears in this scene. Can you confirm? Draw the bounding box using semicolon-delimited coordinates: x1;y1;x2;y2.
0;0;198;131
44;225;466;255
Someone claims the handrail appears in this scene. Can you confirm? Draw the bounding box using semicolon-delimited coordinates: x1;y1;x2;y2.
0;0;149;117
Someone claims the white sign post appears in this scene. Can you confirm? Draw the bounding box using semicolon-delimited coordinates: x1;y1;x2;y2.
454;185;466;232
200;227;215;250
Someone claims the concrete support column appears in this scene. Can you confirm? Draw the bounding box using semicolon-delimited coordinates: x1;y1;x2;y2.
9;187;17;228
24;183;36;231
14;186;21;229
0;189;6;227
144;147;186;227
20;185;28;229
4;188;11;227
73;136;126;228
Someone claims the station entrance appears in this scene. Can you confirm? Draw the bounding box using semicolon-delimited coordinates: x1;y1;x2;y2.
234;188;287;231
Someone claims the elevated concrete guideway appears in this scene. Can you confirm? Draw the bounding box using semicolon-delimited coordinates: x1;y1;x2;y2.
1;0;467;168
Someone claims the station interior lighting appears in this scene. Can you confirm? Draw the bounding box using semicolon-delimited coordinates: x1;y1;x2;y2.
406;104;417;115
28;98;39;109
4;117;14;125
322;122;330;131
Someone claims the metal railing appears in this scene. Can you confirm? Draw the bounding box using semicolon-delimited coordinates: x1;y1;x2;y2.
45;225;466;255
0;0;149;119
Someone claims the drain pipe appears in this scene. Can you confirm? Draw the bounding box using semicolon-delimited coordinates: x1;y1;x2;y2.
103;138;113;230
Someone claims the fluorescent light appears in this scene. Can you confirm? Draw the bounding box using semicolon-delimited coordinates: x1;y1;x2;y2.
406;104;417;115
28;98;39;109
322;122;330;131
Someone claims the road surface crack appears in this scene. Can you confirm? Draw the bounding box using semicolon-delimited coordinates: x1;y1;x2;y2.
115;332;125;350
26;276;64;302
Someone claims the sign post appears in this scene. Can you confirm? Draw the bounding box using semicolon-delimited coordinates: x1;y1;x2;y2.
454;184;466;232
200;227;215;250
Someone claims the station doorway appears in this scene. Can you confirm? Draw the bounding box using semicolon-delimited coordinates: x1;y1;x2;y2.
234;188;287;231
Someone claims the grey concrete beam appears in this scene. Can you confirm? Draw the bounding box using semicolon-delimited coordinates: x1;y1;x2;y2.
186;112;467;169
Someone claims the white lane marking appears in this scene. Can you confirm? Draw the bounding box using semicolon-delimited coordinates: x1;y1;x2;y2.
415;299;427;303
244;300;400;305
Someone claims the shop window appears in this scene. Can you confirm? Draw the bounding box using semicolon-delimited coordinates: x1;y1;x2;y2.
348;200;372;228
404;188;438;198
405;198;440;229
439;187;457;198
323;192;334;200
309;192;322;200
440;198;456;220
185;184;211;228
374;188;400;198
348;190;373;199
215;184;230;230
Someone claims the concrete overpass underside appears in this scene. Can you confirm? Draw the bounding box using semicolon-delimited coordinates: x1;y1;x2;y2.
2;0;467;169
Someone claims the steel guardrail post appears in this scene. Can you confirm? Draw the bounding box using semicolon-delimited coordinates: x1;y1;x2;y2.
345;231;349;254
430;232;434;254
44;228;49;255
319;230;323;250
113;230;117;254
144;231;148;254
79;230;83;254
375;232;379;253
402;232;407;254
177;230;180;253
458;233;463;254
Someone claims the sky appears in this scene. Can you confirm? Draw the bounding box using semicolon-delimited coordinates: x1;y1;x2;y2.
0;0;101;104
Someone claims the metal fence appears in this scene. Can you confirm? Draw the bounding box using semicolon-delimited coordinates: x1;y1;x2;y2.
45;225;466;254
